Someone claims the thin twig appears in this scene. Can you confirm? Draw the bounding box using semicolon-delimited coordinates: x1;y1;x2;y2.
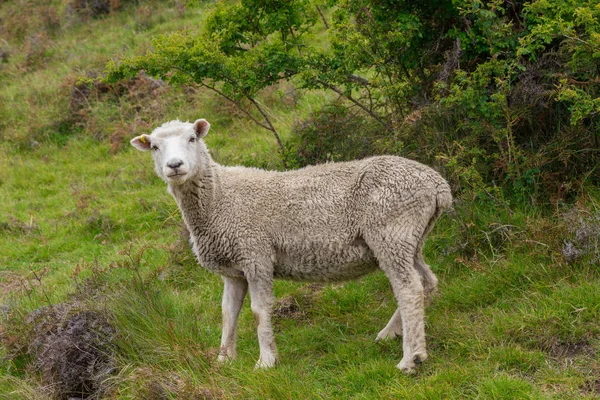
348;74;370;86
523;239;549;248
30;267;53;308
316;79;393;133
316;5;329;29
561;34;593;47
200;84;272;131
246;96;287;166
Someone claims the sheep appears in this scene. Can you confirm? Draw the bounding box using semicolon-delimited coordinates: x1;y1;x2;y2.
130;118;452;373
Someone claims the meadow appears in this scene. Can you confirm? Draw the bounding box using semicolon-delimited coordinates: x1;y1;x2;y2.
1;1;599;399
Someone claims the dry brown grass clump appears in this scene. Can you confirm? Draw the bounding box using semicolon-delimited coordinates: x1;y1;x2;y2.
26;304;117;399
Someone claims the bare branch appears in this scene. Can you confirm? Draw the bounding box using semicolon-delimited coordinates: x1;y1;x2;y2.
561;34;593;47
204;85;287;169
348;74;370;86
316;80;393;133
200;84;272;131
316;5;329;29
438;38;462;85
246;96;287;159
30;266;53;308
157;66;287;167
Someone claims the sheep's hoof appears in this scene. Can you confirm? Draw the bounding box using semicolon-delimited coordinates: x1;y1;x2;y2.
397;353;426;374
398;362;417;374
376;329;401;342
217;347;235;363
217;354;229;363
254;356;277;369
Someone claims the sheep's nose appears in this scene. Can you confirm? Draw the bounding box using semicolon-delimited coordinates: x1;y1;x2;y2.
167;159;184;169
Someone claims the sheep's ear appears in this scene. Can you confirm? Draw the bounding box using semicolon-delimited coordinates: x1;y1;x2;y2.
130;134;152;151
193;119;210;138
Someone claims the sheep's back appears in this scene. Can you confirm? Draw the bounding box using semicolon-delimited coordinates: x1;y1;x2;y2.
219;155;445;246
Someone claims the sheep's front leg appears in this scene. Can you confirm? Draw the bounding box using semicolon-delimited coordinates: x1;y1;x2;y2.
248;277;278;369
218;276;248;362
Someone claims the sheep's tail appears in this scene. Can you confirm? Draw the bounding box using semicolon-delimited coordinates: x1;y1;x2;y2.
435;182;453;213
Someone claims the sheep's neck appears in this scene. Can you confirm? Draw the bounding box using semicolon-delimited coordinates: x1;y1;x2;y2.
170;163;220;232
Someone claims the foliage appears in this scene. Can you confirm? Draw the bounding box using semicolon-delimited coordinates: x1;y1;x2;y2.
105;0;320;156
436;0;600;199
284;101;386;167
105;0;600;202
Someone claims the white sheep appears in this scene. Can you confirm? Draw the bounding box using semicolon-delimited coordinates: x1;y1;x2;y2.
131;119;452;373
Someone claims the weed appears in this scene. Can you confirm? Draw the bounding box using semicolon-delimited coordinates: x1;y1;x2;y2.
39;5;62;37
1;282;117;399
441;190;522;259
0;272;24;302
0;1;60;42
130;367;223;399
160;222;196;269
64;71;166;141
0;42;10;65
133;4;157;31
108;123;131;154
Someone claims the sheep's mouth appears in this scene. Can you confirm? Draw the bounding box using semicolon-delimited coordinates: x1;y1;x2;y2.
166;171;189;182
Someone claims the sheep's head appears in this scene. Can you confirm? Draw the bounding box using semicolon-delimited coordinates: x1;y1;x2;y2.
130;119;211;185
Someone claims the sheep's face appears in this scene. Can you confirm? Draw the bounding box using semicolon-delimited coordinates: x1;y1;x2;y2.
130;119;211;185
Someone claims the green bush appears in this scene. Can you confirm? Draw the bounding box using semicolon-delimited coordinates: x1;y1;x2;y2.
104;0;600;203
284;102;386;168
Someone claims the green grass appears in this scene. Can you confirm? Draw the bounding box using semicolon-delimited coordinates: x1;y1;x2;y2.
1;1;600;399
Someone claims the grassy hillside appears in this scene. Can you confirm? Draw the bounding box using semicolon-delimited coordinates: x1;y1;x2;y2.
1;1;599;399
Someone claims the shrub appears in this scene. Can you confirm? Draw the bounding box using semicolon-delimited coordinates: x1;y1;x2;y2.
28;306;117;399
106;0;600;202
1;302;117;399
284;102;387;168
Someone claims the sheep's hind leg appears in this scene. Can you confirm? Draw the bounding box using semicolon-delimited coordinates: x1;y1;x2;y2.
367;231;427;374
387;264;427;373
248;276;278;369
376;308;403;342
377;245;438;343
218;276;248;362
414;248;438;304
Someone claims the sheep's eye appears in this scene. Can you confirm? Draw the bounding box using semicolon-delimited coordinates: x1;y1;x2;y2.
189;137;196;143
151;145;158;151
